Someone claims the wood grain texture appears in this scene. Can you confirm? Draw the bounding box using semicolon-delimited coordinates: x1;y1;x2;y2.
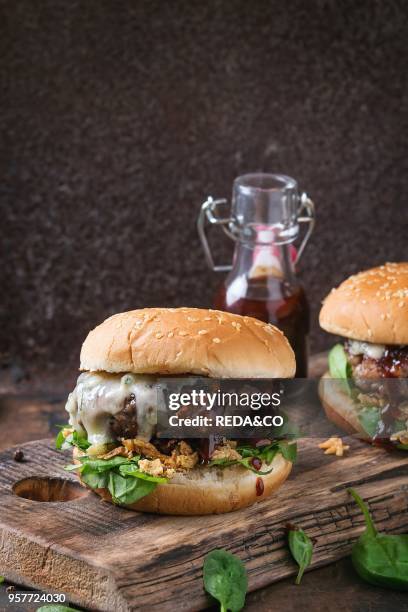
0;438;407;611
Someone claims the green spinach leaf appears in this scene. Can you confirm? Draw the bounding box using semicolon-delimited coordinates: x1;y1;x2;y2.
108;471;156;505
210;441;297;475
348;488;408;590
358;407;380;438
64;451;165;505
118;464;167;483
78;455;130;471
203;549;247;612
55;429;66;450
55;426;90;451
328;344;352;393
287;525;313;584
80;465;109;490
275;440;297;463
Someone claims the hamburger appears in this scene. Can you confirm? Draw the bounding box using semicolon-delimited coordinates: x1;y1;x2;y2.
57;307;297;514
318;263;408;448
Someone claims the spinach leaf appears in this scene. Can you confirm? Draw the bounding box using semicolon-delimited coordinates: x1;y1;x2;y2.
210;441;297;475
71;430;91;451
210;454;275;475
348;488;408;590
203;549;247;612
0;575;4;584
328;344;352;393
108;471;156;505
55;429;66;450
55;426;90;451
80;465;109;490
63;464;81;472
118;464;167;483
238;440;297;464
78;455;130;471
66;452;165;504
275;440;297;463
358;407;380;438
287;525;313;584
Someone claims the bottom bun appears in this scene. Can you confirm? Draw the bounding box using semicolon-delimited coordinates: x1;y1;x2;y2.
318;372;365;436
73;447;292;515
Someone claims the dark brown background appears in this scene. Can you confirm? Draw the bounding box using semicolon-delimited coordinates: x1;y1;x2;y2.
1;0;408;375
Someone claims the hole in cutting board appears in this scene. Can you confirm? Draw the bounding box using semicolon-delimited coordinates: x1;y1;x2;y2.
13;477;89;502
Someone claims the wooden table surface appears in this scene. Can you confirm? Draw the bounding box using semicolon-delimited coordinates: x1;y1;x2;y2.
0;355;407;612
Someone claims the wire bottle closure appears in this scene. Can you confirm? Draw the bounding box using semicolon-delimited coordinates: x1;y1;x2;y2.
197;175;315;272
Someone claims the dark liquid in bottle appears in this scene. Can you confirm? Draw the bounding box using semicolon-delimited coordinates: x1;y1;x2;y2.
215;276;309;377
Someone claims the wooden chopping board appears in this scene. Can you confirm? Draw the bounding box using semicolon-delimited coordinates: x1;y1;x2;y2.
0;438;407;611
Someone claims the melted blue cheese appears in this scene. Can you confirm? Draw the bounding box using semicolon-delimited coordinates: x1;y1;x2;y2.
347;340;386;359
65;371;159;448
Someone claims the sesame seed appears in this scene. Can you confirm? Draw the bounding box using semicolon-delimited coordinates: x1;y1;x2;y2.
198;329;208;335
204;316;212;321
399;301;404;308
167;331;174;337
212;337;221;343
179;330;188;336
155;332;163;339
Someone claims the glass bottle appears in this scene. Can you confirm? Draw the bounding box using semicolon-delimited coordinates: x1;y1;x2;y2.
198;173;315;377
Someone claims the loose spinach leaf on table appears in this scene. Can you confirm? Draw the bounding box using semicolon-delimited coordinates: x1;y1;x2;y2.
203;549;248;612
287;525;313;584
348;488;408;590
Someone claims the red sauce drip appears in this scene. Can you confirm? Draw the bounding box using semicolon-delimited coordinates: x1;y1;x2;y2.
256;477;264;496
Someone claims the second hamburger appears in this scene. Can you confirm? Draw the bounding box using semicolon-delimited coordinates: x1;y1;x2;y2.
318;262;408;448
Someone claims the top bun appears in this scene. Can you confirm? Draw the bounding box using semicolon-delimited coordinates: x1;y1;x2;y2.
80;307;295;378
319;262;408;344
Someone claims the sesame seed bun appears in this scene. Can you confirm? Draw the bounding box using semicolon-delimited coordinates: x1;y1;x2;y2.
73;447;292;515
319;263;408;344
80;307;295;378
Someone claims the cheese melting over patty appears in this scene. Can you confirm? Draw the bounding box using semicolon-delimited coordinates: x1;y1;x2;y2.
347;340;386;359
65;371;159;446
